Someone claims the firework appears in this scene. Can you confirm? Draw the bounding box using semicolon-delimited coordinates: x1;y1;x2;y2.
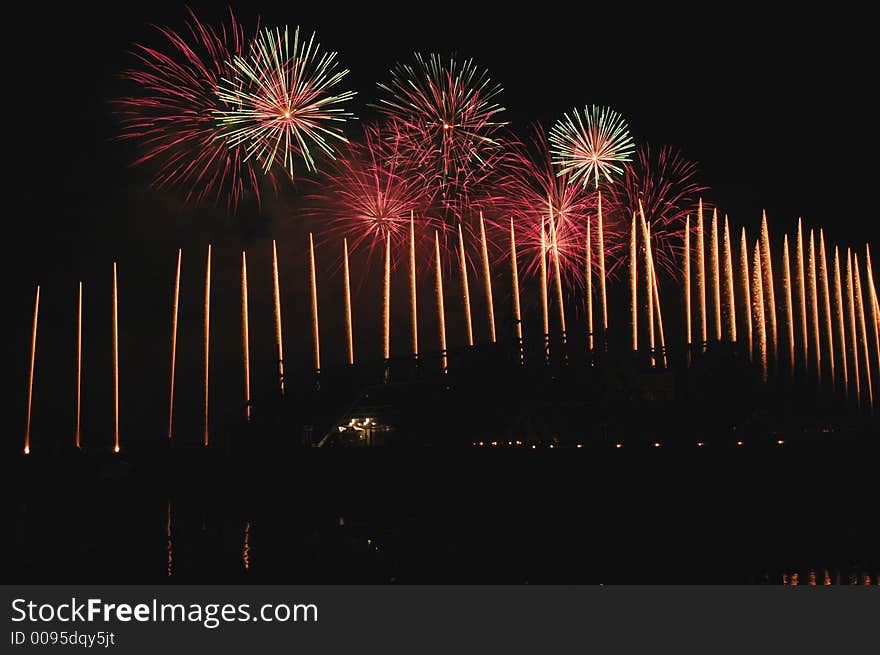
375;53;506;194
808;230;821;382
217;25;356;179
696;203;707;350
309;233;321;374
548;207;568;347
846;250;860;405
169;250;181;440
434;231;448;374
753;242;768;382
760;213;778;364
854;254;874;412
597;191;608;332
241;252;251;421
540;222;550;362
510;217;524;363
24;285;39;455
640;205;655;365
272;241;285;394
866;244;880;375
549;105;635;189
819;231;834;385
631;214;638;352
116;8;262;210
782;236;795;375
834;247;848;396
741;228;753;359
457;223;474;346
75;281;83;449
343;238;355;365
383;233;391;361
796;219;808;372
723;216;736;342
710;210;721;341
203;245;212;446
586;214;593;351
479;212;496;343
409;213;419;358
684;215;691;355
112;263;120;454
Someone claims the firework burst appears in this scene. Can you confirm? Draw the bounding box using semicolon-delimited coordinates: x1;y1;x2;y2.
603;144;708;278
549;105;635;190
216;25;357;179
115;8;263;211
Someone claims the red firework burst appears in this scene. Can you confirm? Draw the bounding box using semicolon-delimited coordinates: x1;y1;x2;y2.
115;8;269;211
603;144;709;278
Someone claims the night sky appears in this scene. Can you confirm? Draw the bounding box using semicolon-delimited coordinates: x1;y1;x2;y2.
7;1;880;449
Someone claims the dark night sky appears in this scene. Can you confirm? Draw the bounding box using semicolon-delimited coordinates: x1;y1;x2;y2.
6;1;880;448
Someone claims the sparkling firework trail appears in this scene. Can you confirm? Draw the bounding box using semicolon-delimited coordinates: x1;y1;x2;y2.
203;245;212;446
630;214;638;351
710;210;721;341
75;281;82;449
116;8;261;210
819;231;834;386
434;232;448;374
684;215;691;353
409;213;418;358
375;53;506;193
741;228;753;359
640;205;655;366
113;263;120;454
761;213;778;363
649;225;667;367
586;214;593;351
510;217;523;363
854;255;874;412
241;252;251;421
217;25;356;178
782;236;795;376
383;233;391;361
24;285;39;455
548;208;567;347
168;249;181;440
540;222;550;362
272;241;285;394
834;247;848;397
845;250;860;406
723;216;736;342
808;230;821;383
343;238;354;365
309;233;321;374
753;242;767;382
696;202;707;350
866;244;880;375
549;105;635;189
479;212;496;343
597;191;608;332
796;219;808;372
457;223;474;347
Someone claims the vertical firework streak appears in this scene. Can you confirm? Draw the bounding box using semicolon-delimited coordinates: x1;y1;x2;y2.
649;226;667;367
833;248;848;397
166;500;173;578
639;204;655;366
741;229;752;359
112;263;120;453
343;238;354;365
854;255;874;412
753;243;767;382
684;215;691;358
24;285;39;454
409;213;418;358
597;191;608;333
510;217;523;363
846;249;859;406
75;281;83;449
383;233;391;362
203;245;212;446
434;232;448;374
866;245;880;375
630;214;638;352
782;236;795;376
272;241;285;395
549;205;567;350
479;212;496;343
696;203;707;350
457;224;474;347
808;230;821;383
586;214;593;351
168;249;181;440
241;252;251;421
761;213;778;364
723;216;736;342
540;222;550;362
796;219;808;373
309;233;321;374
819;231;834;386
710;210;721;342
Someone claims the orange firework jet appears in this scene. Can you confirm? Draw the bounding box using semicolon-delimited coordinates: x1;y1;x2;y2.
741;228;752;359
75;281;83;449
241;252;251;421
865;244;880;375
272;241;285;395
630;213;638;352
112;263;120;454
203;244;212;446
796;219;808;372
696;200;707;350
457;223;474;347
309;233;321;374
586;214;593;351
710;209;721;341
845;249;859;406
808;230;821;383
479;212;496;343
409;212;418;358
723;216;736;342
510;217;523;364
343;238;354;365
548;202;567;348
649;224;667;368
782;236;795;376
597;191;608;333
168;249;181;440
24;285;40;455
753;242;767;382
383;232;391;361
761;212;778;363
833;247;848;397
684;215;692;357
434;231;448;374
819;231;834;385
639;202;655;366
854;254;874;412
540;221;550;362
